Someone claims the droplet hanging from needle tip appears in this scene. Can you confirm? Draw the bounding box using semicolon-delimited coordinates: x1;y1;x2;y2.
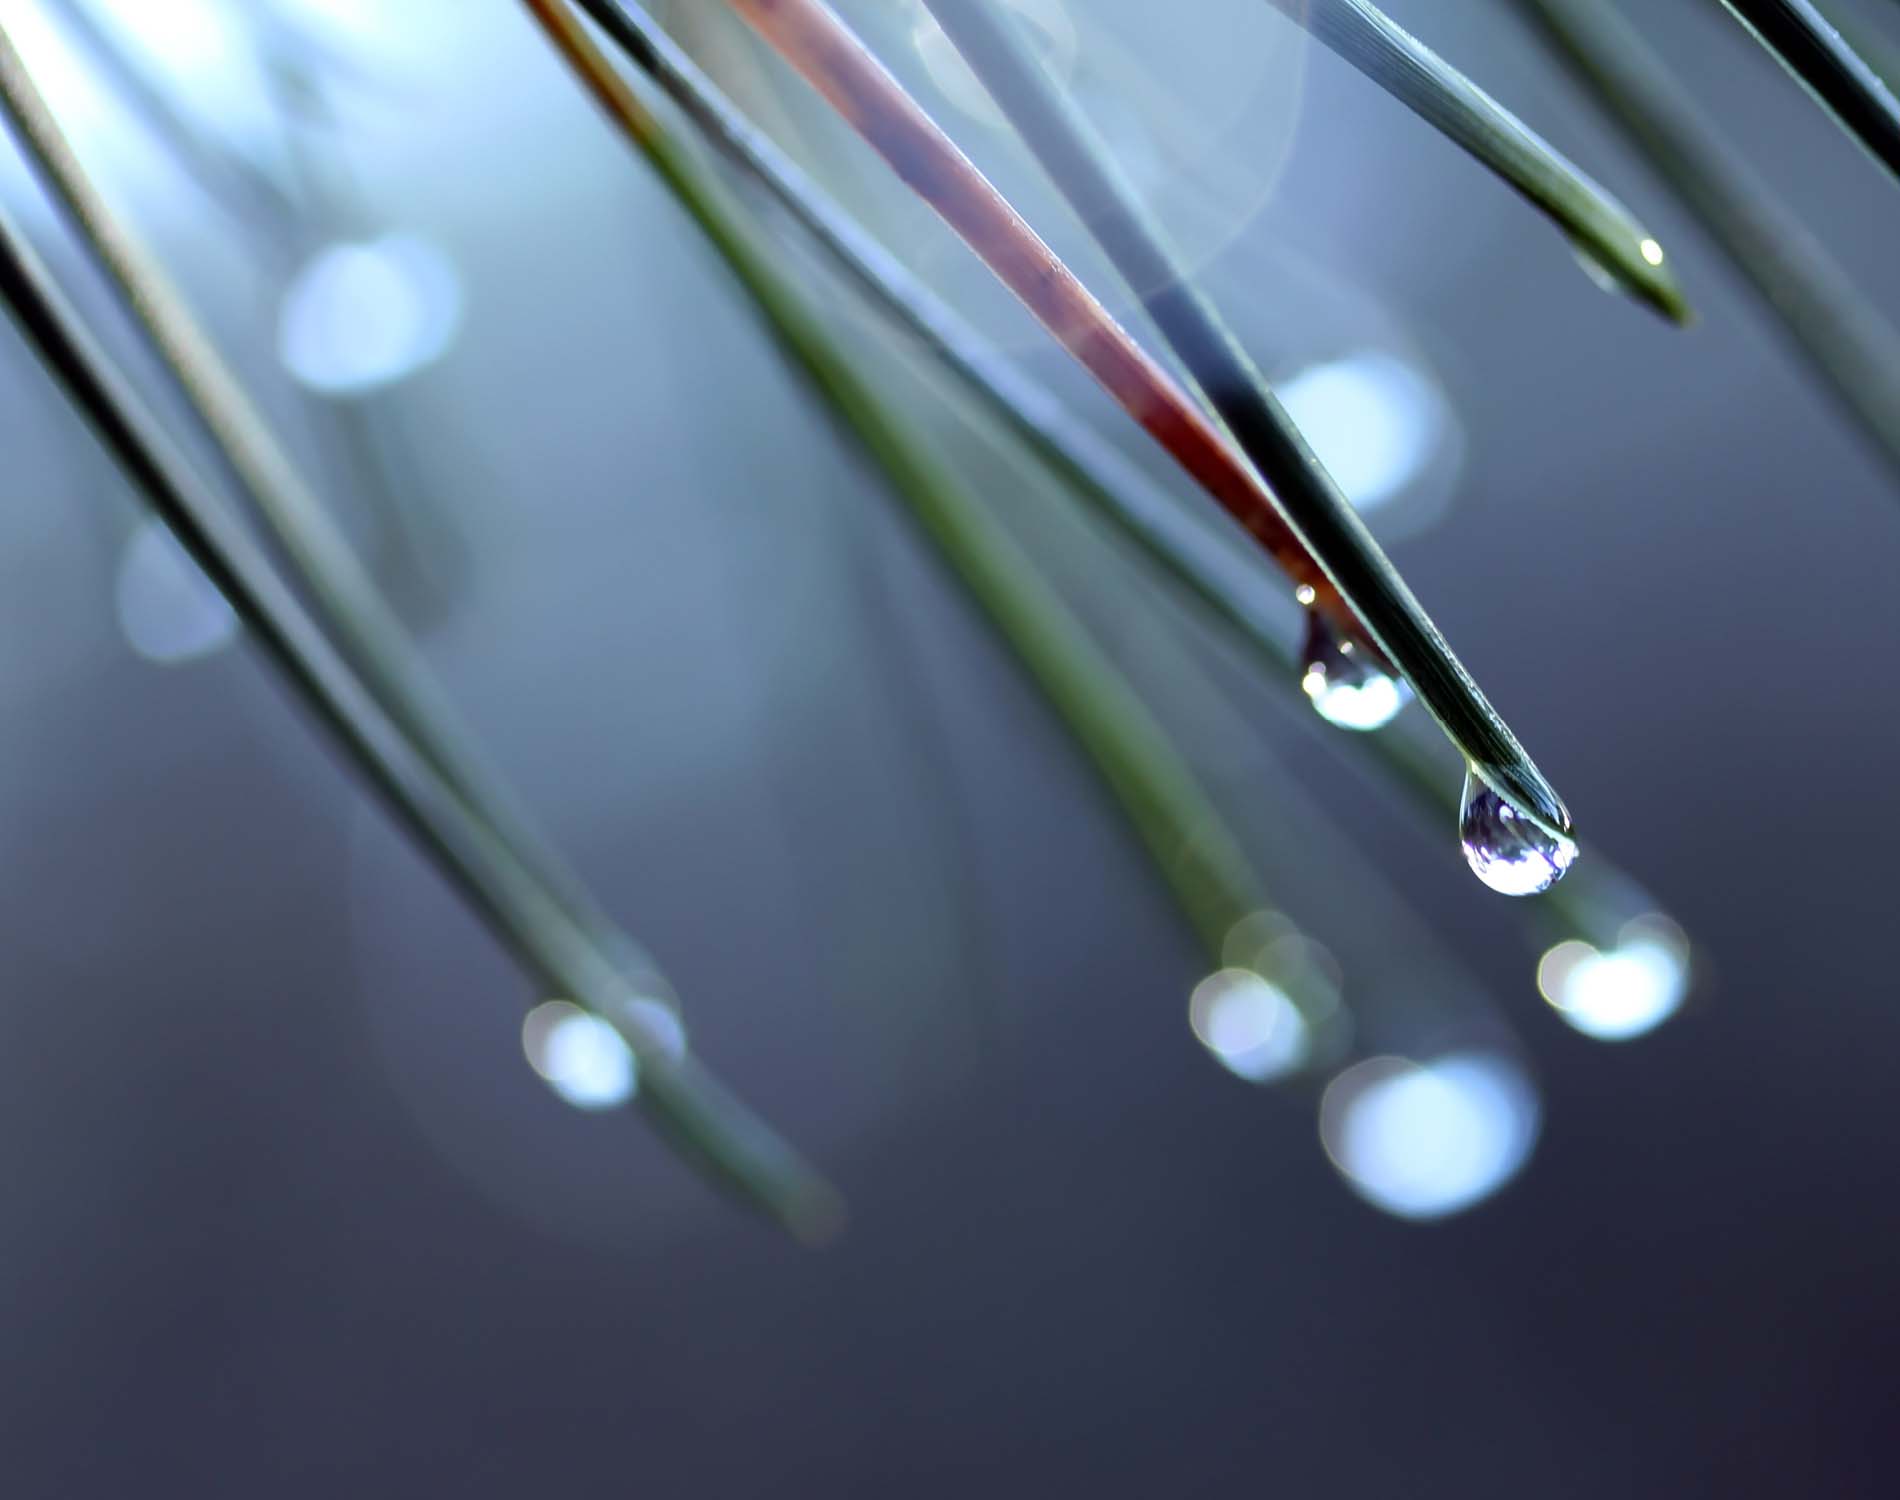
1300;610;1410;731
1563;231;1688;323
1459;766;1578;896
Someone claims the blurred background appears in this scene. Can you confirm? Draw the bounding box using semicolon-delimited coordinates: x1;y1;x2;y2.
1;0;1898;1492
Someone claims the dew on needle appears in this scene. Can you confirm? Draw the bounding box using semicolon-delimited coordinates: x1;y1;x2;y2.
1459;765;1579;896
1301;610;1410;731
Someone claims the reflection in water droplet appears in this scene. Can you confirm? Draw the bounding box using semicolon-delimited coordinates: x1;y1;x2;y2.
1459;768;1578;896
1189;968;1310;1082
116;518;239;665
1319;1052;1540;1220
1301;612;1409;731
1538;915;1689;1041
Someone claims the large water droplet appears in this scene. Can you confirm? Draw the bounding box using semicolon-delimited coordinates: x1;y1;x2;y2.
1459;767;1578;896
1301;613;1410;731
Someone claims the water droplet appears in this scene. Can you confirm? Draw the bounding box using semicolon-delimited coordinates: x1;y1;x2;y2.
1301;613;1409;731
1568;239;1626;298
1459;768;1578;896
1567;235;1669;297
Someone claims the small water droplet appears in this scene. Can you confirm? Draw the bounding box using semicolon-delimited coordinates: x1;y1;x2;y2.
1459;768;1578;896
1567;237;1632;299
1301;612;1409;731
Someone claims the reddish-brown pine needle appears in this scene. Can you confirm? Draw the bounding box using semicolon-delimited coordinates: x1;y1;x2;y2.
723;0;1367;644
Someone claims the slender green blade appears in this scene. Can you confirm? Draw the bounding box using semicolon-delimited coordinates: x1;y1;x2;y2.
579;0;1669;952
920;0;1576;860
1717;0;1900;184
1262;0;1690;322
525;0;1315;1004
1520;0;1900;489
0;22;841;1241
